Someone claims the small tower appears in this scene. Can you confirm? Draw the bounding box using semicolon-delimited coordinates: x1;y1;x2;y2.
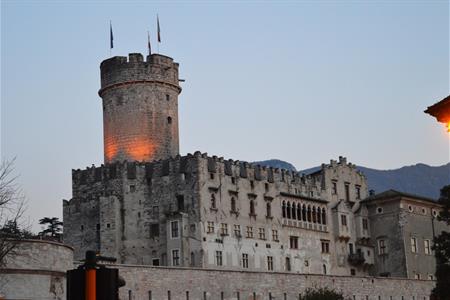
99;53;181;163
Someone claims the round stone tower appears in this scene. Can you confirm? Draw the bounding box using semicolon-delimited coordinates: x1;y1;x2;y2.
99;53;181;163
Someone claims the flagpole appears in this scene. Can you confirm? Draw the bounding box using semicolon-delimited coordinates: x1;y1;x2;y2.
109;20;112;57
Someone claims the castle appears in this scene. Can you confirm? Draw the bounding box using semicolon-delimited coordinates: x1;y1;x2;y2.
62;52;447;285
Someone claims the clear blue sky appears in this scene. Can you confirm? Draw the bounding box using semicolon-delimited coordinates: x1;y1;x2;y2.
1;0;449;231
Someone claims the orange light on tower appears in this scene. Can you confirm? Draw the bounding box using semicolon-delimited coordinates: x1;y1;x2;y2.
425;95;450;133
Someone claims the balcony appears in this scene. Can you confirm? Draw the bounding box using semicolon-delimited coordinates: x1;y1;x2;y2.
348;252;365;266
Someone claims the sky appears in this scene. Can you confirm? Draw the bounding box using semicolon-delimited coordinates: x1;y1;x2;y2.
1;0;449;232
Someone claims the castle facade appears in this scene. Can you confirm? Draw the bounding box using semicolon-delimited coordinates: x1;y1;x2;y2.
63;53;447;281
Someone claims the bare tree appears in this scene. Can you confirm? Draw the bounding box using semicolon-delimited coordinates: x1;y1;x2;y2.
0;158;28;267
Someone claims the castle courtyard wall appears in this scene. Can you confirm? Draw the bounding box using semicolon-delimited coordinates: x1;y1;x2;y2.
115;264;434;300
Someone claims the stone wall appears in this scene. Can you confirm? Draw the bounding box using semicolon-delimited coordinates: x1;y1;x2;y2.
0;239;73;300
115;264;434;300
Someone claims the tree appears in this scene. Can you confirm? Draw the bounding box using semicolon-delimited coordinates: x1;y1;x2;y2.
0;158;27;267
432;185;450;300
299;287;348;300
39;217;63;240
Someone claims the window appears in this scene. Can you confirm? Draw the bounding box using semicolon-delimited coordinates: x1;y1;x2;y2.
176;195;184;211
323;264;327;275
411;237;417;253
171;221;179;238
166;94;170;101
231;177;236;184
258;228;266;240
362;218;368;231
250;181;254;189
356;185;361;199
282;201;287;218
152;258;160;266
349;243;354;254
150;224;160;238
424;239;431;255
321;208;326;225
216;251;223;266
345;183;350;201
377;207;383;214
167;116;172;124
289;236;299;249
378;239;387;255
350;269;356;276
321;240;330;253
210;173;215;180
129;185;136;193
414;273;421;280
249;200;256;216
267;256;274;271
428;274;434;280
231;197;237;212
207;221;214;233
285;257;291;271
234;224;241;237
153;206;159;217
272;230;279;241
242;253;249;268
341;215;347;226
220;223;228;235
246;226;253;238
408;205;413;212
266;202;272;218
172;249;180;266
80;225;84;231
210;194;216;209
332;180;337;194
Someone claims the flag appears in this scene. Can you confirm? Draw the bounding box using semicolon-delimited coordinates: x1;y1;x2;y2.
147;31;152;55
157;15;161;43
110;22;114;49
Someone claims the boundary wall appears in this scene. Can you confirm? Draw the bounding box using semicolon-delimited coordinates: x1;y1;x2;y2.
116;264;434;300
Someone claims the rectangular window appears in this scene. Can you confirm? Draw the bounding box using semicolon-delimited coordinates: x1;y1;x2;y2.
207;221;214;234
332;180;337;195
234;224;241;237
378;239;387;255
172;249;180;266
258;228;266;240
341;215;347;226
176;195;184;211
246;226;253;238
356;185;361;199
267;256;274;271
152;258;160;266
272;230;279;241
362;218;368;231
345;183;350;201
153;206;159;217
220;223;228;235
349;243;354;254
242;253;249;268
289;236;299;249
424;239;431;255
411;237;417;253
171;221;179;239
321;240;330;253
216;251;223;266
285;257;291;271
150;224;160;238
129;185;136;193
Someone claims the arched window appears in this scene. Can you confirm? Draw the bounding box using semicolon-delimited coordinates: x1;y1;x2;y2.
302;204;307;221
266;202;272;217
312;206;317;223
307;205;312;222
291;202;296;219
211;194;216;209
297;203;302;221
323;264;327;275
282;201;287;218
167;116;172;124
231;197;236;212
287;202;292;219
250;200;255;215
317;207;322;224
322;208;327;225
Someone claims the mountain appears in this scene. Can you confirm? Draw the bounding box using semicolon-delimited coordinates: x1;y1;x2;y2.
253;159;450;200
252;159;297;172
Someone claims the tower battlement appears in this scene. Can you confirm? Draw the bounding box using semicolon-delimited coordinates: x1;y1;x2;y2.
99;53;180;96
